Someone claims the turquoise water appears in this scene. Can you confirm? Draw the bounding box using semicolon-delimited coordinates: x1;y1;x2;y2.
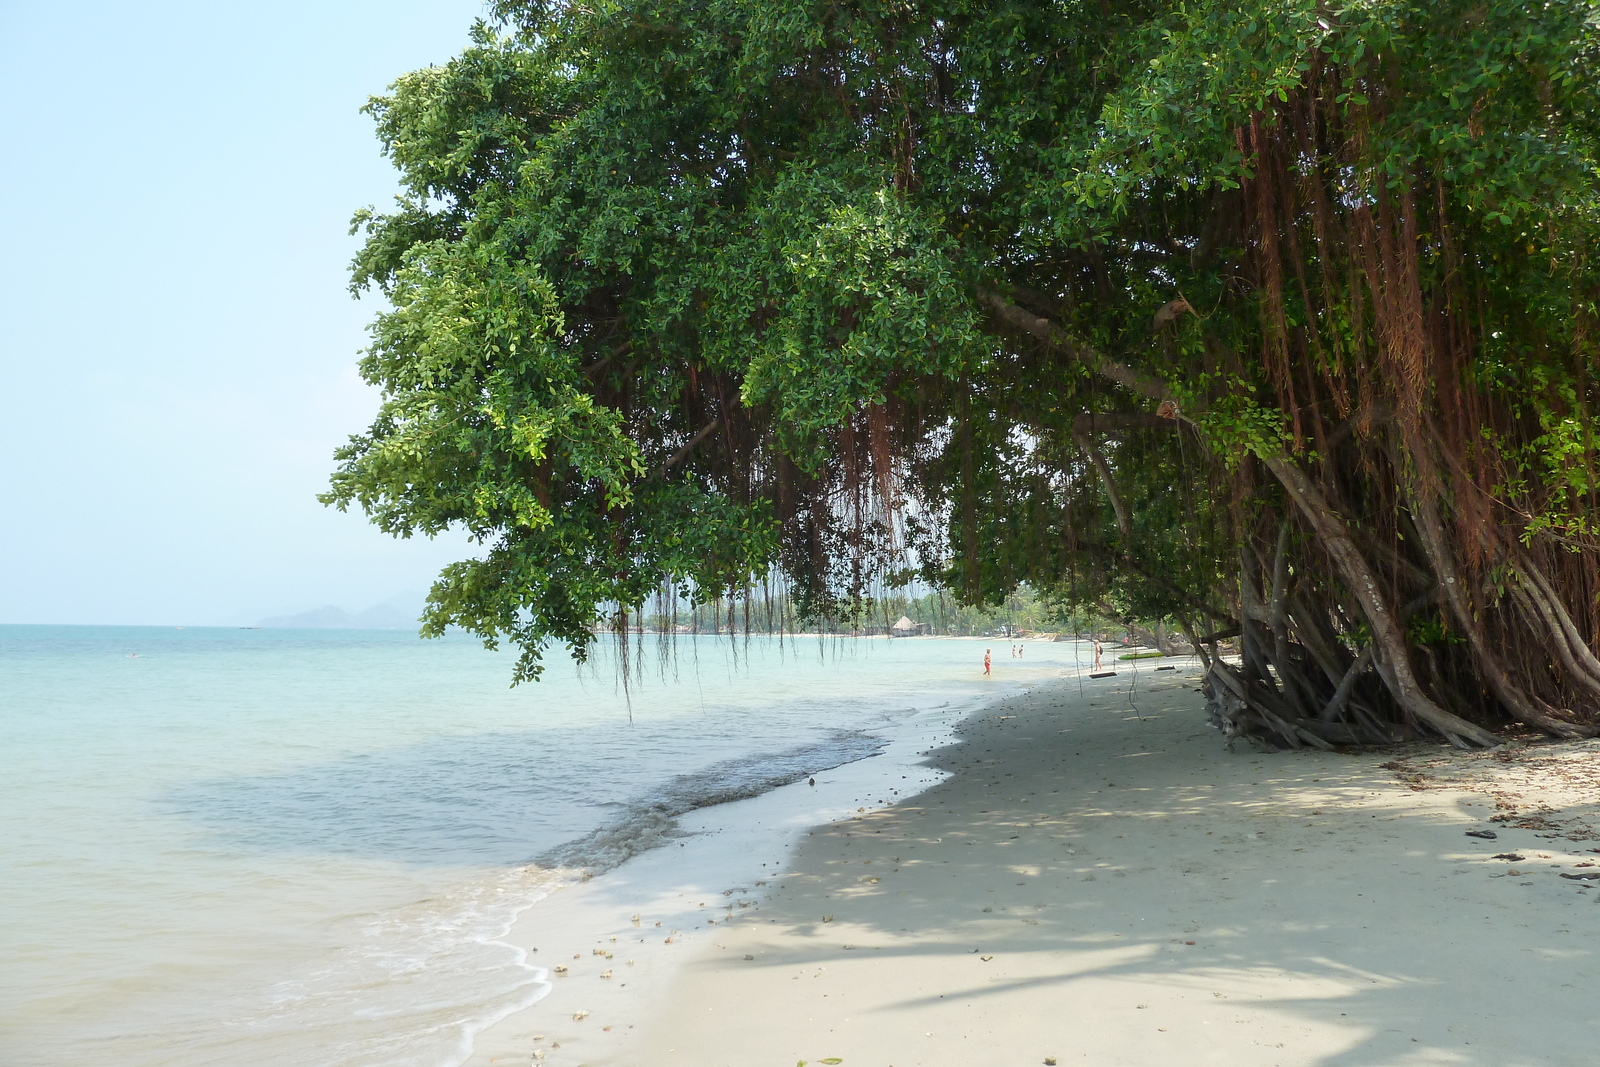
0;625;1087;1065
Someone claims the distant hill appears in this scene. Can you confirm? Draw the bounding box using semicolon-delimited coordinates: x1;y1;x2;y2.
257;601;421;630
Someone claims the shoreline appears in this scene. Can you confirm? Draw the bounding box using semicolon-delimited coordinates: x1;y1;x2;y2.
459;672;1040;1066
5;629;1088;1067
607;660;1595;1066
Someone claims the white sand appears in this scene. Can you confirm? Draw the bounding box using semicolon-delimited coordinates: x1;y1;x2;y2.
462;693;979;1066
475;660;1600;1066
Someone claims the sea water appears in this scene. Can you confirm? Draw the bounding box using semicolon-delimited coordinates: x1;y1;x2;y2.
0;625;1090;1065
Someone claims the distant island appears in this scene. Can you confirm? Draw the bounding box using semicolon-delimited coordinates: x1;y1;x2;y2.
257;603;420;630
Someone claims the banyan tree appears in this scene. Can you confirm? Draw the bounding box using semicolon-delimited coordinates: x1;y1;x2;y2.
326;0;1600;748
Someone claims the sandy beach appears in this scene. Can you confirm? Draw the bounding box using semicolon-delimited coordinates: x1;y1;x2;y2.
471;658;1600;1067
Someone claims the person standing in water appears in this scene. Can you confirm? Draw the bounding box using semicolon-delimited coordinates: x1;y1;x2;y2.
984;649;992;676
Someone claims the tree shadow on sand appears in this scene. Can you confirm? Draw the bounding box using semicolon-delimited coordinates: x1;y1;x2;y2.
668;674;1600;1067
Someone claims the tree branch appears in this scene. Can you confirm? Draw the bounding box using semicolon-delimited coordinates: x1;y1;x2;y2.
976;290;1172;401
1072;412;1178;437
1069;412;1178;555
1072;422;1133;546
661;419;721;475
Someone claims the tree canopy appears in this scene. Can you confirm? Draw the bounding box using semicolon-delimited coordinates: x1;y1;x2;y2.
327;0;1600;748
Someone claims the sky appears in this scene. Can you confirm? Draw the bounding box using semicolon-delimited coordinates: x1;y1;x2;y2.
0;0;492;625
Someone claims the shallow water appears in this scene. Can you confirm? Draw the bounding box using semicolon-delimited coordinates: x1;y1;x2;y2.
0;625;1087;1065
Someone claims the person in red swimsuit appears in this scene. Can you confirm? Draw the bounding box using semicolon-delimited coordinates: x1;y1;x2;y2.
983;649;992;676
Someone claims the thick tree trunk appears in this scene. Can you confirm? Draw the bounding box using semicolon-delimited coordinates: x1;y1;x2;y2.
1264;454;1501;748
979;290;1591;748
1402;478;1600;739
1510;559;1600;702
